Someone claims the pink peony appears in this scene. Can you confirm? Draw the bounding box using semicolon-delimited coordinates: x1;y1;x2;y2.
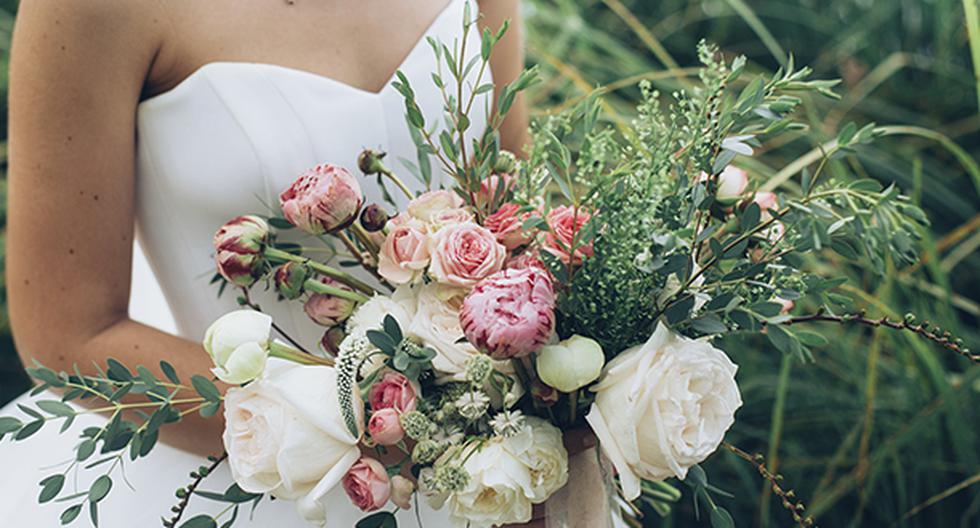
368;372;418;413
543;206;594;266
459;267;556;359
342;457;391;512
484;203;532;250
378;217;430;285
368;408;405;445
279;164;363;235
303;276;356;326
407;190;464;223
213;215;269;287
428;222;507;288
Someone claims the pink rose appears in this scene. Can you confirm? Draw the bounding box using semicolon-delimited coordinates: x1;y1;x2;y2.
368;372;417;412
213;215;269;287
505;248;546;271
342;457;391;512
484;203;531;250
378;218;430;285
407;190;464;223
428;222;507;288
303;277;356;326
476;173;514;211
543;206;594;266
368;408;405;445
460;267;556;359
279;164;363;235
752;191;779;220
390;475;415;510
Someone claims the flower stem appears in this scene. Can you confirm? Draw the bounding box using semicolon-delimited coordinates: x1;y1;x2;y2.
264;247;377;295
380;167;415;200
568;389;579;425
303;278;371;304
269;341;335;367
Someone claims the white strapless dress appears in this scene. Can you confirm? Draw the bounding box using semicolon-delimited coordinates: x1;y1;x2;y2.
0;1;488;525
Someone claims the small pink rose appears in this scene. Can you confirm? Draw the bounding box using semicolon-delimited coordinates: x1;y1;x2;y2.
460;267;556;359
213;215;269;287
428;222;507;288
543;206;594;266
368;372;418;413
368;408;405;445
279;164;363;235
378;218;430;285
342;457;391;512
303;276;356;327
484;203;532;250
505;249;546;271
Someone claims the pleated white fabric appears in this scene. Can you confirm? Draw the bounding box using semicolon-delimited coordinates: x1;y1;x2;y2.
0;0;489;525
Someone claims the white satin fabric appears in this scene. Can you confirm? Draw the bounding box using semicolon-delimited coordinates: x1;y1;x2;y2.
0;0;490;525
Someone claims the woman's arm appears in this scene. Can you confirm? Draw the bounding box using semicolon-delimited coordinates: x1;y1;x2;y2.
479;0;530;155
7;0;224;455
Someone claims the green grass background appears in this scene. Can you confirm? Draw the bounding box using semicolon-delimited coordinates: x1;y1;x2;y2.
1;0;978;526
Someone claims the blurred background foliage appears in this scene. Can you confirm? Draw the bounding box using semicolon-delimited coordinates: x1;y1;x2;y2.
0;0;977;526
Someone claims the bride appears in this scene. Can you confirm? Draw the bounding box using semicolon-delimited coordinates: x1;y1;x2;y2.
2;0;533;525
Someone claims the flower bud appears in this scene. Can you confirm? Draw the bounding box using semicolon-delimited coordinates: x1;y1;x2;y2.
320;326;346;356
213;215;269;287
273;262;308;300
368;408;405;445
493;150;518;174
304;276;357;326
400;410;435;441
279;164;363;235
412;439;444;464
699;166;748;205
202;310;272;384
360;204;390;232
531;380;559;406
536;335;605;392
357;148;388;175
390;475;415;510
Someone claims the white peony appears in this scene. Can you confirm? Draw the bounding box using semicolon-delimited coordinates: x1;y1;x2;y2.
585;322;742;500
447;441;535;527
222;359;363;522
203;310;272;384
504;417;569;502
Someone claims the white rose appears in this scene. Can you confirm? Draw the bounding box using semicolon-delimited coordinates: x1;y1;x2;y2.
222;359;363;521
406;283;481;377
504;417;569;502
585;322;742;500
203;310;272;384
447;441;535;527
346;289;416;338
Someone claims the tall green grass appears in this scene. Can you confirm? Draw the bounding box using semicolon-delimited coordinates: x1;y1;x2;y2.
525;0;979;526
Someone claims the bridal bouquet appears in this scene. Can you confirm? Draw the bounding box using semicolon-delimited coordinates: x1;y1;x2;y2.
3;8;975;528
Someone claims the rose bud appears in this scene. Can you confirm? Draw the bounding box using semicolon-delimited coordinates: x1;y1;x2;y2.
751;191;779;221
368;372;418;413
484;203;532;250
531;380;559;406
390;475;415;510
368;408;405;445
543;205;595;266
342;457;391;512
213;215;269;287
273;262;308;300
536;335;605;392
279;164;363;235
493;150;518;174
357;148;387;175
460;267;556;359
303;276;357;327
699;166;748;205
360;204;390;232
320;326;346;356
203;310;272;384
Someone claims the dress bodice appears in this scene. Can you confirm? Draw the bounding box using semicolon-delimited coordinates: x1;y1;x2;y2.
130;0;490;350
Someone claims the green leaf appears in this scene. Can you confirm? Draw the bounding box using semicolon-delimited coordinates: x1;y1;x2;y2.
15;420;44;440
179;515;217;528
690;315;728;335
383;315;403;344
795;330;829;347
355;511;398;528
160;361;181;385
0;416;23;435
60;504;82;524
88;475;112;503
77;439;97;461
105;359;133;382
38;400;75;417
367;330;397;355
740;203;761;231
39;474;66;503
710;507;735;528
191;375;221;403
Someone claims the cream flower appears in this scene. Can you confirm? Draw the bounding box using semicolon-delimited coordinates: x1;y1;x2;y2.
585;323;742;500
504;417;569;502
446;441;535;527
